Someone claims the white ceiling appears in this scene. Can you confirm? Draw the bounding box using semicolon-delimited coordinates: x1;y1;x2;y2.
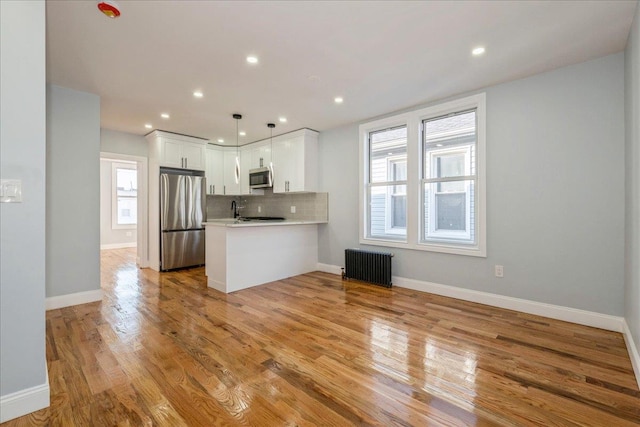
46;0;638;146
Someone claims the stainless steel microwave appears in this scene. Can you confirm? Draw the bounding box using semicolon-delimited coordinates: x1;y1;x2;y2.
249;167;272;189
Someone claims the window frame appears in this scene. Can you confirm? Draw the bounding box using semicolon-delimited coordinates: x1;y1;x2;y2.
359;93;486;257
386;156;407;234
111;162;138;230
362;119;410;243
424;146;472;242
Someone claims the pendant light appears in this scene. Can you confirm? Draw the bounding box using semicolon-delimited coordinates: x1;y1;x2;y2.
233;114;242;184
267;123;275;187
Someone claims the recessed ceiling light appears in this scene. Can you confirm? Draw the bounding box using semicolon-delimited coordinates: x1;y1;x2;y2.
217;139;224;143
193;91;203;98
145;124;152;129
161;113;170;119
246;56;258;64
239;131;246;136
436;144;443;147
472;46;486;56
279;117;287;123
334;97;344;104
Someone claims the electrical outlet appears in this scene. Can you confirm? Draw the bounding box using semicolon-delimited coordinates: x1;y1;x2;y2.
495;265;504;278
290;206;296;214
0;179;22;203
126;231;132;237
258;205;262;213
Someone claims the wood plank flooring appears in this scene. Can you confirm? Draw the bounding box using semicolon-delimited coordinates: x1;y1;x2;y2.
3;247;639;426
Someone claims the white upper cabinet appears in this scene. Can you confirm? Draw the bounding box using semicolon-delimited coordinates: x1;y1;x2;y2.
180;142;206;170
223;149;242;195
272;129;318;193
205;146;224;195
251;142;272;170
239;142;271;194
147;131;207;171
240;147;253;195
161;139;183;168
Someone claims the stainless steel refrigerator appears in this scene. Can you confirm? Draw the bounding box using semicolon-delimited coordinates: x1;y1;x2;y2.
160;169;206;271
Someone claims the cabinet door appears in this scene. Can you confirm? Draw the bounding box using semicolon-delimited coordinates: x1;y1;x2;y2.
272;138;294;193
253;144;272;169
161;139;184;168
286;136;305;192
182;142;205;171
205;148;224;195
240;150;252;194
223;150;241;195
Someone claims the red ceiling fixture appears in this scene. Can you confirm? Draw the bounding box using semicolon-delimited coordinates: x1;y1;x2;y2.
97;1;121;19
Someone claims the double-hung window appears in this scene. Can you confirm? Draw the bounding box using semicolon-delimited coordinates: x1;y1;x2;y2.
360;94;485;257
366;125;407;240
422;110;476;245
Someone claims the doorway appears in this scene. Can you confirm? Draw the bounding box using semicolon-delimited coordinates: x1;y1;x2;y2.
100;152;149;268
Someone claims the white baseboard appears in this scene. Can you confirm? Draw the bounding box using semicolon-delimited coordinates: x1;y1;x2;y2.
315;263;624;332
394;276;624;332
316;263;343;276
100;242;136;250
45;289;103;310
622;320;640;390
0;366;49;423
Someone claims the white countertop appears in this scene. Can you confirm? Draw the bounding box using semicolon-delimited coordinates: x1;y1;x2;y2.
203;218;327;228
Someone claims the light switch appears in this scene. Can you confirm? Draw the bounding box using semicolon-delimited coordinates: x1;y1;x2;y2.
0;179;22;203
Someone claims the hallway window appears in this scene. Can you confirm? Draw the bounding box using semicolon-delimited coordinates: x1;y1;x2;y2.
113;163;137;228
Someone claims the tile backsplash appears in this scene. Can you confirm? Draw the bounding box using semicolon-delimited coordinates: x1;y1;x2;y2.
206;190;328;222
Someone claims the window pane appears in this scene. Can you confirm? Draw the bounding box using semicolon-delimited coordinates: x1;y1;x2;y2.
424;110;476;178
368;185;406;240
116;168;137;197
370;126;407;183
424;110;476;146
436;193;465;230
117;197;137;225
438;154;464;178
423;180;475;244
392;160;407;181
392;194;406;228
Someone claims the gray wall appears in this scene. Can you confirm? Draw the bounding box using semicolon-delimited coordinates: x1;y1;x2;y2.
101;128;148;157
0;1;47;396
625;5;640;357
100;159;137;247
47;85;101;297
319;53;625;316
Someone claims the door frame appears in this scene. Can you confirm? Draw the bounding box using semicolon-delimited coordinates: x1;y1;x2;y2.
100;151;149;268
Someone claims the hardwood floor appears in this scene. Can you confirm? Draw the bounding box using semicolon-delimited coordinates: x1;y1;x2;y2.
3;247;639;426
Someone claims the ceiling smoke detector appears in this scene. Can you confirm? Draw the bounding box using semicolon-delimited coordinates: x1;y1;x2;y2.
97;1;121;19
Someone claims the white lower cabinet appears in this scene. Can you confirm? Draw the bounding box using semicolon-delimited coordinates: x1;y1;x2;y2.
205;223;319;293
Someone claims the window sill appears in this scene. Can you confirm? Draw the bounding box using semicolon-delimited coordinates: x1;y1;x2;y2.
360;237;486;258
112;224;137;230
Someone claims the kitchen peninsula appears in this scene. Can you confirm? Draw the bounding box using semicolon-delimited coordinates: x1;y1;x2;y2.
204;219;325;293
